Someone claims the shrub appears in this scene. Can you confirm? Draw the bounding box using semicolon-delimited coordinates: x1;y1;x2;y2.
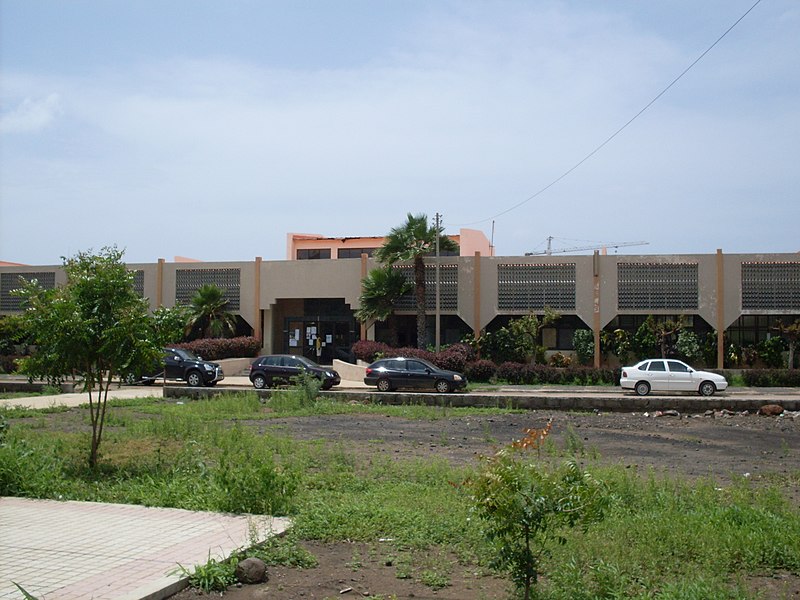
174;336;261;360
433;343;476;372
0;355;21;374
351;340;391;363
464;359;497;382
384;346;436;363
742;369;800;387
548;352;571;368
757;337;787;369
496;362;529;384
572;329;594;366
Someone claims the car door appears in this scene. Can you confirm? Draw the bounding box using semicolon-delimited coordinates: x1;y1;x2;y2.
281;356;303;383
163;351;183;379
666;360;694;391
406;360;432;388
645;359;669;391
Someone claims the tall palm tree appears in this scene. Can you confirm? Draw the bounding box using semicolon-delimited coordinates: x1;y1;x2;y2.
184;284;237;339
375;213;458;348
355;266;413;347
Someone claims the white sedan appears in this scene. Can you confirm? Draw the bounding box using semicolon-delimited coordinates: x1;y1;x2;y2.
620;359;728;397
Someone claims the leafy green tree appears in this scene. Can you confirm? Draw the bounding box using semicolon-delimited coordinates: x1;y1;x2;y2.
572;329;595;366
631;317;659;360
185;283;237;339
601;328;632;365
15;247;161;469
757;336;787;369
772;319;800;369
152;304;189;345
676;330;702;364
466;434;608;599
375;213;458;349
355;266;413;347
507;308;560;364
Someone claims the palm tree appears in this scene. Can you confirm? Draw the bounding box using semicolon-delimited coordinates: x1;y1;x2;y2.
184;284;237;339
375;213;458;348
355;266;413;347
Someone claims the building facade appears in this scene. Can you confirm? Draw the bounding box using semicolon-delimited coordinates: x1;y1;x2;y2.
1;250;798;368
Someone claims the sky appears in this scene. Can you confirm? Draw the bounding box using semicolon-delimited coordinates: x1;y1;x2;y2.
1;0;798;265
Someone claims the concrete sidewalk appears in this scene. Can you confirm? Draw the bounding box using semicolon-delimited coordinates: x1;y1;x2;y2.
0;497;290;600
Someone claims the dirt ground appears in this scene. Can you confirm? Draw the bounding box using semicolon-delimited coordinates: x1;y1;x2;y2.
170;407;800;600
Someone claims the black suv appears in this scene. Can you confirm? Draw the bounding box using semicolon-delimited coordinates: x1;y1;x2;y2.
249;355;341;390
126;347;225;387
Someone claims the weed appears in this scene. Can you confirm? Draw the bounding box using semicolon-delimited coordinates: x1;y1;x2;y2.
176;554;237;592
420;568;450;590
563;424;585;457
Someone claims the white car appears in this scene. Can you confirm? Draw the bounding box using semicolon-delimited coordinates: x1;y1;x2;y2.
620;359;728;397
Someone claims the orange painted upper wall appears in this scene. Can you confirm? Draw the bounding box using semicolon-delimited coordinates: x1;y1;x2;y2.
286;229;493;260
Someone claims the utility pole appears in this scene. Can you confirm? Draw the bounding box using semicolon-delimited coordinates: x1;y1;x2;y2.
434;212;441;353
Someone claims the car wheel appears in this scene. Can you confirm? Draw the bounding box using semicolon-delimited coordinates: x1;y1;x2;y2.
634;381;650;396
435;379;452;393
123;373;137;385
253;374;268;389
186;370;203;387
699;381;716;397
377;378;392;392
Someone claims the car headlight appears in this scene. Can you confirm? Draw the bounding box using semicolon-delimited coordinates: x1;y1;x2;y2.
203;364;213;371
453;374;462;381
326;371;334;377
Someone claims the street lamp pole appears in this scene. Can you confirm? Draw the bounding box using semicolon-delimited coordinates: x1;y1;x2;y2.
435;212;441;353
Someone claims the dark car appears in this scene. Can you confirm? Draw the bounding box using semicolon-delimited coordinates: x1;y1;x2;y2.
125;347;224;387
249;355;341;390
364;357;466;393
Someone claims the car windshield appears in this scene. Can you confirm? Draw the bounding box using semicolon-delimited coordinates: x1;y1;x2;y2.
296;357;320;368
171;349;199;361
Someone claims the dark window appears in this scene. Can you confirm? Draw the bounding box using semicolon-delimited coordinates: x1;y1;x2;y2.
667;361;689;373
337;248;376;259
648;361;666;371
297;248;331;260
407;361;427;372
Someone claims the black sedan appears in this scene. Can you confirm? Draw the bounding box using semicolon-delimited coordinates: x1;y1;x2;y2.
248;355;341;390
364;357;467;393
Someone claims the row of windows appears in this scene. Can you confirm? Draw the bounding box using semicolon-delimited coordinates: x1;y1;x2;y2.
296;247;456;260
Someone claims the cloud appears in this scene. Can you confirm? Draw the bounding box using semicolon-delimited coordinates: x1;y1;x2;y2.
0;93;62;133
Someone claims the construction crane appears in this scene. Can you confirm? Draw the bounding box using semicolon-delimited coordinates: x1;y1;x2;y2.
525;236;649;256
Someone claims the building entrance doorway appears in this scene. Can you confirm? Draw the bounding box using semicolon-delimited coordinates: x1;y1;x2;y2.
283;317;355;364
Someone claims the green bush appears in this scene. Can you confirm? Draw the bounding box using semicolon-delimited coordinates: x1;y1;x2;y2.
572;329;594;366
757;337;787;368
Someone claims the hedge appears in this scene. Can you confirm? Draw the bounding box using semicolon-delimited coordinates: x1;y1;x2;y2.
741;369;800;387
172;336;262;361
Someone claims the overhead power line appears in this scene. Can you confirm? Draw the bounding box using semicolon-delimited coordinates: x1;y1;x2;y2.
456;0;764;226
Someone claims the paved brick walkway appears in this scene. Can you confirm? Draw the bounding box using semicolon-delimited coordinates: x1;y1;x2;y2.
0;497;290;600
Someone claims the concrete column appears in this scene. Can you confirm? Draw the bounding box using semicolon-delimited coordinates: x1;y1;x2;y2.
593;251;601;369
254;257;262;343
360;253;368;341
716;249;725;369
156;258;165;307
473;251;481;340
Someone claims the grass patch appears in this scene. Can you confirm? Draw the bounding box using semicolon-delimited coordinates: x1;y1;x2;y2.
1;391;798;598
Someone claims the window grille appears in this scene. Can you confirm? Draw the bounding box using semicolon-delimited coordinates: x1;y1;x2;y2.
741;262;800;310
393;264;458;311
175;268;241;310
497;264;576;311
1;272;56;311
131;270;145;297
617;263;698;310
